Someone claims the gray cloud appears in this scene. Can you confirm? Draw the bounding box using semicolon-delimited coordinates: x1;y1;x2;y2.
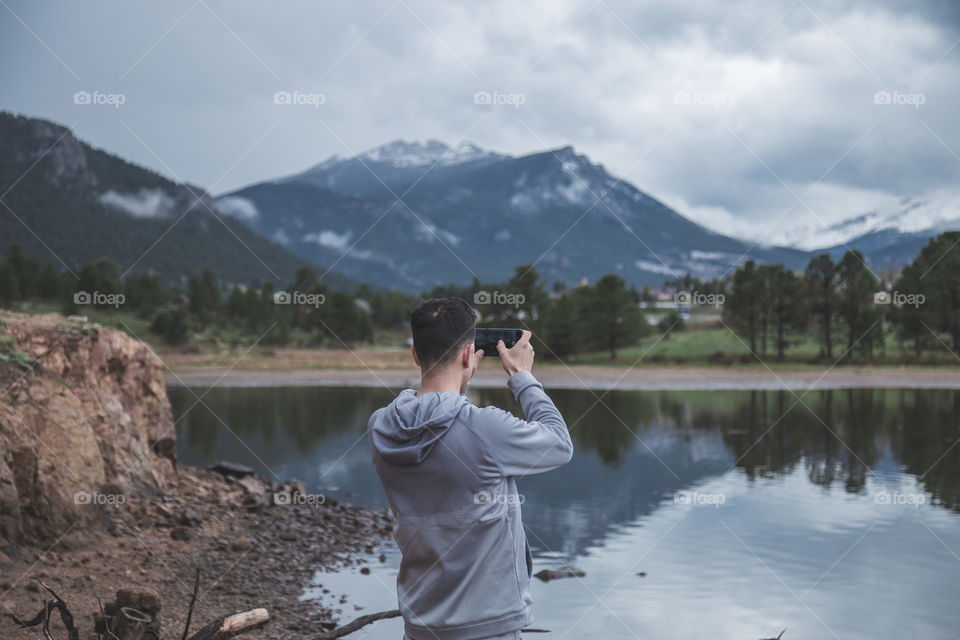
1;0;957;242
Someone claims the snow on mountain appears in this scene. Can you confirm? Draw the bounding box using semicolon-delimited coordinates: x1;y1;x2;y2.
219;140;809;291
357;139;503;168
774;191;960;251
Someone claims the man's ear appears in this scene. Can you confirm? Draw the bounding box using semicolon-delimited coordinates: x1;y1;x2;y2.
461;341;474;368
411;343;421;367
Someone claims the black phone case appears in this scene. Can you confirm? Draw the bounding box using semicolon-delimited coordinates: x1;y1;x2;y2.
474;328;522;356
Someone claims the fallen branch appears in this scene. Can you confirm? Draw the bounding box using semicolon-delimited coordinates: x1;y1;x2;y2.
308;609;552;639
310;609;401;639
6;578;79;640
180;567;201;640
186;608;269;640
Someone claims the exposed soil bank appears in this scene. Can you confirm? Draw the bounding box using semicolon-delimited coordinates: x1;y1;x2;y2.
0;465;394;640
0;312;393;639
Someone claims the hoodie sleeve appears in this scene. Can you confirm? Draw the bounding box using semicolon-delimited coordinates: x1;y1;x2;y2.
480;370;573;477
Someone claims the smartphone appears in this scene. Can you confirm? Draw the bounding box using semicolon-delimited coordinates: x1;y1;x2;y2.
474;328;522;356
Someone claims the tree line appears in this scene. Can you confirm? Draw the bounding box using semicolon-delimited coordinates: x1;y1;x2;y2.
0;245;650;357
2;230;960;362
723;232;960;362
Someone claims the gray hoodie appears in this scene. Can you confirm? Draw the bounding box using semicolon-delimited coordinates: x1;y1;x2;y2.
368;371;573;640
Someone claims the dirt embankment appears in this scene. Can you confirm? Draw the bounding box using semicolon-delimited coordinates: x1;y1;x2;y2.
0;312;393;639
1;311;177;548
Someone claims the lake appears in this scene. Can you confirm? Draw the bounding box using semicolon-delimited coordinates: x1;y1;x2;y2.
170;384;960;639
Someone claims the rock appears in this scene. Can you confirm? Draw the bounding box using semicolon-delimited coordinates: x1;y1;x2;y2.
170;526;191;541
533;568;585;582
360;567;370;575
138;588;161;613
116;588;137;607
178;507;202;526
208;460;255;478
231;537;254;552
0;312;176;552
238;476;269;509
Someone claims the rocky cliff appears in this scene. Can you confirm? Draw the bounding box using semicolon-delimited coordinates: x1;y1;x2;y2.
0;311;176;551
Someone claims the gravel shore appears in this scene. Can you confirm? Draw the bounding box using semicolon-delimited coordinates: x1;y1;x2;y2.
0;465;394;640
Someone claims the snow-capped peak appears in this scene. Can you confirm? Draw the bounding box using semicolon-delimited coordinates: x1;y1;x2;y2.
356;139;503;168
773;191;960;250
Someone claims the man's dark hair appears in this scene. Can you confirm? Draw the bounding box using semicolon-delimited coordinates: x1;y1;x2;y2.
410;297;477;372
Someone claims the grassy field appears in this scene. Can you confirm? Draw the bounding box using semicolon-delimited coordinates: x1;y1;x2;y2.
6;303;959;370
562;322;957;369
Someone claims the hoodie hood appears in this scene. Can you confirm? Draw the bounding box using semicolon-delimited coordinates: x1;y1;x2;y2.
370;389;469;466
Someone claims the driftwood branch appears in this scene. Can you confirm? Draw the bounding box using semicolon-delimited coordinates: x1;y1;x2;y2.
310;609;401;640
309;608;551;639
186;608;269;640
6;578;79;640
180;567;201;640
41;598;53;640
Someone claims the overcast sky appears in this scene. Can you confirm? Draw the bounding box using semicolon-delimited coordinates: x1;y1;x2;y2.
2;0;958;244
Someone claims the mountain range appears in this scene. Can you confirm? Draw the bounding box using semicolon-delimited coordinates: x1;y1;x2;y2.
216;140;813;291
0;112;358;291
2;111;955;294
770;193;960;270
217;139;957;291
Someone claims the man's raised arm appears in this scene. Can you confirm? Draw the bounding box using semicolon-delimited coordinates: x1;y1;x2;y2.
479;330;573;476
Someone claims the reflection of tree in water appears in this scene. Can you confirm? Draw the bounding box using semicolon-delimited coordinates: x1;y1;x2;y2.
895;389;960;511
560;391;655;466
682;388;958;513
802;389;875;494
479;385;960;511
173;385;960;514
171;386;395;456
172;392;222;454
473;388;648;466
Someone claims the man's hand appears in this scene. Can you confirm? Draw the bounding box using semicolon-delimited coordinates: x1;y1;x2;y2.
497;329;534;376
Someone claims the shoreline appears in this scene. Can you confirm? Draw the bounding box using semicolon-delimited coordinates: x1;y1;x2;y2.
0;465;393;640
164;364;960;391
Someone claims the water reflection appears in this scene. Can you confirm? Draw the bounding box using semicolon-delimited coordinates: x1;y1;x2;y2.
171;386;960;551
171;385;960;638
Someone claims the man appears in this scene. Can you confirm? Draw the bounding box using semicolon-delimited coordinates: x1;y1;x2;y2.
368;297;573;640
